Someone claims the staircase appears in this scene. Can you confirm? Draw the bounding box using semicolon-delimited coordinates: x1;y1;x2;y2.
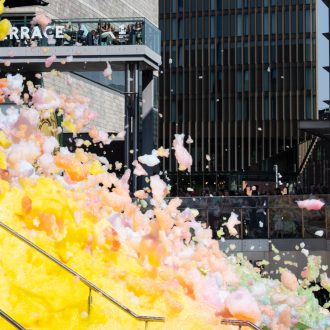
297;136;319;175
0;221;164;330
0;221;260;330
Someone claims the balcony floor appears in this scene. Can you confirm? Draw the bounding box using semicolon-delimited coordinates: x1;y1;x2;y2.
0;45;161;72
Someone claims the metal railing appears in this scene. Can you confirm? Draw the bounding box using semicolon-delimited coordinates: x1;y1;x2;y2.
160;194;330;240
0;221;264;330
0;221;164;330
221;319;261;330
0;17;161;54
0;310;26;330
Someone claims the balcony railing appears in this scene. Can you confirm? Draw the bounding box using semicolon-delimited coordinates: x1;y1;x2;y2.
158;195;330;240
0;17;161;54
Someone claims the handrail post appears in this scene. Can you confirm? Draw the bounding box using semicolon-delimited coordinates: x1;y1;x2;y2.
240;207;244;239
221;319;260;329
145;320;149;330
88;287;93;316
267;207;270;239
266;197;269;239
302;208;305;239
326;204;329;240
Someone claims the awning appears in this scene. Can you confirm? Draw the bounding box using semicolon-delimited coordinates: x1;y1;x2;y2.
299;120;330;141
4;0;48;7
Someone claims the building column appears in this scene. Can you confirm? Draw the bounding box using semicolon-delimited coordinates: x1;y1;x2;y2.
125;63;139;191
141;70;157;178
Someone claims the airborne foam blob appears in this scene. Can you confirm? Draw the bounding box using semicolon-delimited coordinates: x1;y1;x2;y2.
172;133;192;172
103;61;113;80
132;160;148;176
31;13;52;31
45;55;57;68
296;199;325;211
223;212;241;236
138;149;160;167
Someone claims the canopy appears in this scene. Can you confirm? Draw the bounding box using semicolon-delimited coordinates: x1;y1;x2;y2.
299;120;330;141
5;0;48;7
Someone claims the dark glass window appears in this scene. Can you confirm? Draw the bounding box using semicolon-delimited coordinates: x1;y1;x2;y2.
305;67;311;90
211;0;216;10
236;70;242;92
291;10;296;34
210;16;215;37
191;16;196;38
172;19;177;40
236;42;242;64
237;14;243;36
298;9;303;33
178;0;183;12
178;18;183;39
205;16;209;37
236;98;243;120
277;10;282;34
284;10;289;34
305;38;311;61
244;14;249;35
305;10;310;33
264;12;269;35
271;12;276;34
244;41;249;64
264;96;270;120
244;70;249;91
263;40;269;63
217;15;222;36
305;95;311;119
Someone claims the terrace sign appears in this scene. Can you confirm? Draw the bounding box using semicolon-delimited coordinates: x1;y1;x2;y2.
6;26;65;40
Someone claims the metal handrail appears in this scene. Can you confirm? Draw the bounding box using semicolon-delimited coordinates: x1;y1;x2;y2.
221;319;261;330
0;221;165;329
0;310;26;330
0;222;281;330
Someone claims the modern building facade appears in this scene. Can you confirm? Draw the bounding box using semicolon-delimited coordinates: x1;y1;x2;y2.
298;0;330;192
159;0;317;193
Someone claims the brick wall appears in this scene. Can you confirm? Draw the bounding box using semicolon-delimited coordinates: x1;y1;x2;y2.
43;72;125;133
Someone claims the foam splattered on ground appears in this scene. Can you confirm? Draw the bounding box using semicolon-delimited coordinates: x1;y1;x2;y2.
0;71;329;329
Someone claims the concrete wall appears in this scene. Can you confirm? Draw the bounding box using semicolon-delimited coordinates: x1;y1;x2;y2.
220;239;330;279
42;72;125;133
43;0;158;26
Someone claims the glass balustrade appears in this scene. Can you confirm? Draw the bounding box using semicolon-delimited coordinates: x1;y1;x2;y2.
0;17;161;54
152;195;330;240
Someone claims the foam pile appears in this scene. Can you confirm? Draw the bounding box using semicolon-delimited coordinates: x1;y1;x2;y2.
0;74;329;329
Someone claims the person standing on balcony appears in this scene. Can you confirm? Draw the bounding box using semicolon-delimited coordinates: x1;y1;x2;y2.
86;29;96;45
100;24;116;45
135;21;143;44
